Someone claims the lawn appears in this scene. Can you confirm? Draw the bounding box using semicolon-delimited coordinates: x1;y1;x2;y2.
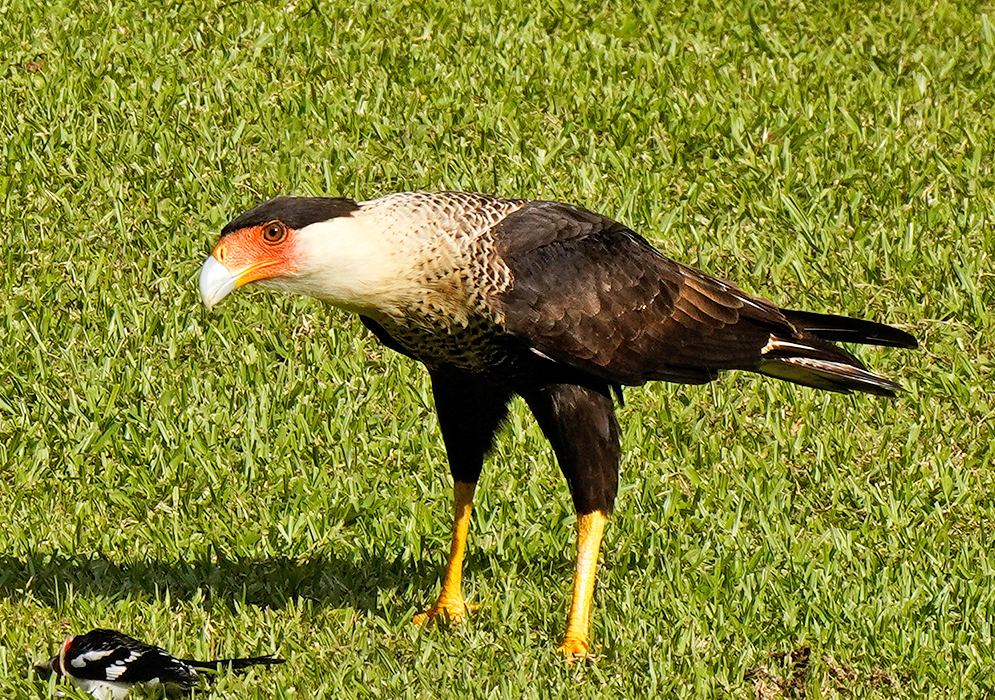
1;0;993;697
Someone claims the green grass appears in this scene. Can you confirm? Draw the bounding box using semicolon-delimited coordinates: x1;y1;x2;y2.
1;0;993;697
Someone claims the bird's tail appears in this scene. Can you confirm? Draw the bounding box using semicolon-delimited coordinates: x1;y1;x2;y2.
757;310;917;397
185;655;285;673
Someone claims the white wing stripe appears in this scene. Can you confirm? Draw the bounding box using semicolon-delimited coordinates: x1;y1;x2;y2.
71;648;115;667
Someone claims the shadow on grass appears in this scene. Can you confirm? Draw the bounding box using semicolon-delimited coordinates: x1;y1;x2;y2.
0;550;439;613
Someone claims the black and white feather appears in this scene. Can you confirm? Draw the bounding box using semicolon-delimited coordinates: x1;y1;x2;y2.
35;629;284;699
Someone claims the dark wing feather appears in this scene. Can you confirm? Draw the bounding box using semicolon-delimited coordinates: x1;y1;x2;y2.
493;201;795;385
65;630;198;685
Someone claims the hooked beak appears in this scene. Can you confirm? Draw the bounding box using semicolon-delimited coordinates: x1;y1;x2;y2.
199;255;239;311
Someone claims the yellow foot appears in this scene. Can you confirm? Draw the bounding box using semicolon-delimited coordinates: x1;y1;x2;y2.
557;636;591;660
412;599;478;626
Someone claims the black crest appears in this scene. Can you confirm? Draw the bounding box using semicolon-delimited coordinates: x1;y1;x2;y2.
221;196;359;237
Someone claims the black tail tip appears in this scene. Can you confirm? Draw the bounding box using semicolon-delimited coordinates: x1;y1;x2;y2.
782;309;919;349
885;327;919;350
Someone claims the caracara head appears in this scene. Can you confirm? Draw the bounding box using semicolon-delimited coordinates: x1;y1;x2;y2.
199;196;376;311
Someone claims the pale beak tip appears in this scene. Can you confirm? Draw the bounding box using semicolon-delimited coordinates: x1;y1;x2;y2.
199;254;238;311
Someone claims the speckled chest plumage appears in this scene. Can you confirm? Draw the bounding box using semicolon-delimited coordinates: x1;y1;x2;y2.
357;192;528;373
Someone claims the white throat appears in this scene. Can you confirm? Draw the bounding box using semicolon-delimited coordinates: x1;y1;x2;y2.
285;212;418;316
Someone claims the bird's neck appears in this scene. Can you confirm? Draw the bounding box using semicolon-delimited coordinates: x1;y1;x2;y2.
284;212;424;316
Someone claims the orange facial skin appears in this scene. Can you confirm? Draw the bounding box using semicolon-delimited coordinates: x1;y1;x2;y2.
212;221;297;286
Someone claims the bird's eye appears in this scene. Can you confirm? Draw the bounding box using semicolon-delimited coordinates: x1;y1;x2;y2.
262;222;287;244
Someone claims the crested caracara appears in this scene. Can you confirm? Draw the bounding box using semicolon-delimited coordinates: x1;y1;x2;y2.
199;191;917;657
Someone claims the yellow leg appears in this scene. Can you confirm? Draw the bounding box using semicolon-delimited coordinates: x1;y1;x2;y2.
558;510;608;658
413;481;477;625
